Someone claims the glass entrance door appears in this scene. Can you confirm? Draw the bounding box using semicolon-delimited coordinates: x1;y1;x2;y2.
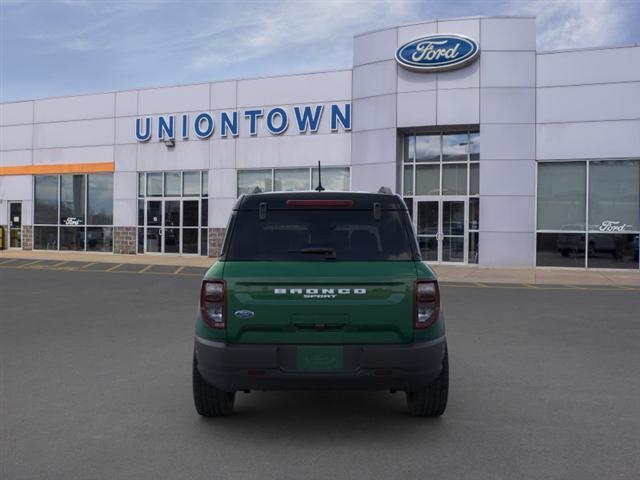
9;202;22;248
415;198;468;263
144;198;201;254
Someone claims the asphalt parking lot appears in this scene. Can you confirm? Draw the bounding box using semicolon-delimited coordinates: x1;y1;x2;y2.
1;265;639;480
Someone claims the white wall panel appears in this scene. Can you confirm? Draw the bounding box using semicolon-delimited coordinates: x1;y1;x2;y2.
211;81;237;110
210;138;236;170
350;161;396;193
481;195;535;233
33;145;113;165
237;71;351;107
480;51;536;87
397;67;437;93
397;21;437;46
114;199;137;227
0;175;32;200
114;171;137;200
0;149;31;167
437;88;479;125
209;168;236;199
352;60;397;99
480;88;535;124
115;91;138;117
397;90;437;128
21;200;33;225
235;134;351;169
210;197;236;228
480;160;535;196
114;144;137;172
115;116;138;145
0;125;33;150
537;46;640;87
481;124;535;160
352;95;396;132
537;120;640;160
437;60;480;89
437;18;480;44
136;139;209;171
479;231;535;267
351;128;396;166
537;82;640;123
1;101;33;126
138;84;210;115
35;93;114;123
480;17;536;51
353;28;397;66
33;119;113;149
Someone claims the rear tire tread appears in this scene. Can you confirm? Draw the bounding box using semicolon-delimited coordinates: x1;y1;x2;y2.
193;355;235;417
406;348;449;417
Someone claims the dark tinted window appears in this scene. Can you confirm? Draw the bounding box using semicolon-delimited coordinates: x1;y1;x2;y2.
226;209;415;261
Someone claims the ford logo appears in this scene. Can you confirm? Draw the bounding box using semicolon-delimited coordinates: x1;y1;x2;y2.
395;34;480;72
234;310;255;319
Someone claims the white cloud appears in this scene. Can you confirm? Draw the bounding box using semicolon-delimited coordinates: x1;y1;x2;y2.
509;0;627;50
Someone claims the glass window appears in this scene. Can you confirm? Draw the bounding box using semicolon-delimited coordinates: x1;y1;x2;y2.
200;228;208;256
138;200;144;226
202;171;208;197
87;174;113;225
403;165;414;196
164;172;181;196
34;175;59;225
86;227;113;252
164;200;180;227
60;175;86;225
416;164;439;195
137;227;144;253
60;227;85;251
418;237;438;262
404;135;415;163
415;135;440;163
146;173;162;196
469;198;479;230
469;133;480;161
312;167;350;191
442;164;467;195
238;169;272;196
183;172;201;196
587;233;639;269
537;232;585;267
468;232;479;264
201;200;208;227
138;173;145;197
588;160;639;232
469;163;479;195
183;200;199;227
442;133;468;162
537;162;586;231
275;168;309;191
34;226;58;250
182;229;199;254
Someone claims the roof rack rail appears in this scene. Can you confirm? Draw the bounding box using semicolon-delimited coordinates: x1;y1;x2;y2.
377;186;393;194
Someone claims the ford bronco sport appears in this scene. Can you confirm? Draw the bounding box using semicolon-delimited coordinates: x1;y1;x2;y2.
193;190;448;417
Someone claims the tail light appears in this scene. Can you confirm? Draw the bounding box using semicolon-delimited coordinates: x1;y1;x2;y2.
200;280;226;329
414;280;440;329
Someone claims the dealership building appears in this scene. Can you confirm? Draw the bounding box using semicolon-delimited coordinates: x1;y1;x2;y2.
1;16;639;269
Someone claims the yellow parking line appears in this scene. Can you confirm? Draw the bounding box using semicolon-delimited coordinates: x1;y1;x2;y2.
106;263;123;272
51;261;68;268
174;266;185;275
80;262;96;269
138;264;153;273
20;260;43;268
0;258;18;265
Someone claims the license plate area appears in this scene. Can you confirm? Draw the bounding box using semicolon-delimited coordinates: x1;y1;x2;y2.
296;346;344;371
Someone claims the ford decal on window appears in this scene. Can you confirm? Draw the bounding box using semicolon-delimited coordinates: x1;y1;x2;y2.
395;34;480;72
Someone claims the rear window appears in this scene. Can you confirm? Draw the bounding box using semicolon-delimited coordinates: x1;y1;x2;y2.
224;209;416;261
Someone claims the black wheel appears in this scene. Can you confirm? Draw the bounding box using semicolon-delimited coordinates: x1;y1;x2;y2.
192;354;235;417
406;348;449;417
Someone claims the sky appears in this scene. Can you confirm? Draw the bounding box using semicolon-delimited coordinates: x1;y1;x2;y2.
1;0;639;102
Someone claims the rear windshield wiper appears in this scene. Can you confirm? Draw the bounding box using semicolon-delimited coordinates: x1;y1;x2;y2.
288;247;337;259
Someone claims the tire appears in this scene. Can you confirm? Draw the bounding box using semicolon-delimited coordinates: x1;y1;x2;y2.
192;354;235;417
406;348;449;417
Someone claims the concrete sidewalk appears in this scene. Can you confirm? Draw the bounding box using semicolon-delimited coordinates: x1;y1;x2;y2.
1;250;639;286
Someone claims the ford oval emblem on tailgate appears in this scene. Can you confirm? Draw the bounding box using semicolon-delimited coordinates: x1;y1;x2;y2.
234;310;255;319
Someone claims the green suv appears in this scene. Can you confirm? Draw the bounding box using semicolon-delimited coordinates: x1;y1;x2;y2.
193;191;448;417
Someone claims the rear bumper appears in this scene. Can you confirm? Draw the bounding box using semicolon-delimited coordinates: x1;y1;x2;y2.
194;336;446;392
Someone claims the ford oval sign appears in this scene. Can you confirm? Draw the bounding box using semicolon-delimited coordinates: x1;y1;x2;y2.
395;34;480;72
234;310;255;319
